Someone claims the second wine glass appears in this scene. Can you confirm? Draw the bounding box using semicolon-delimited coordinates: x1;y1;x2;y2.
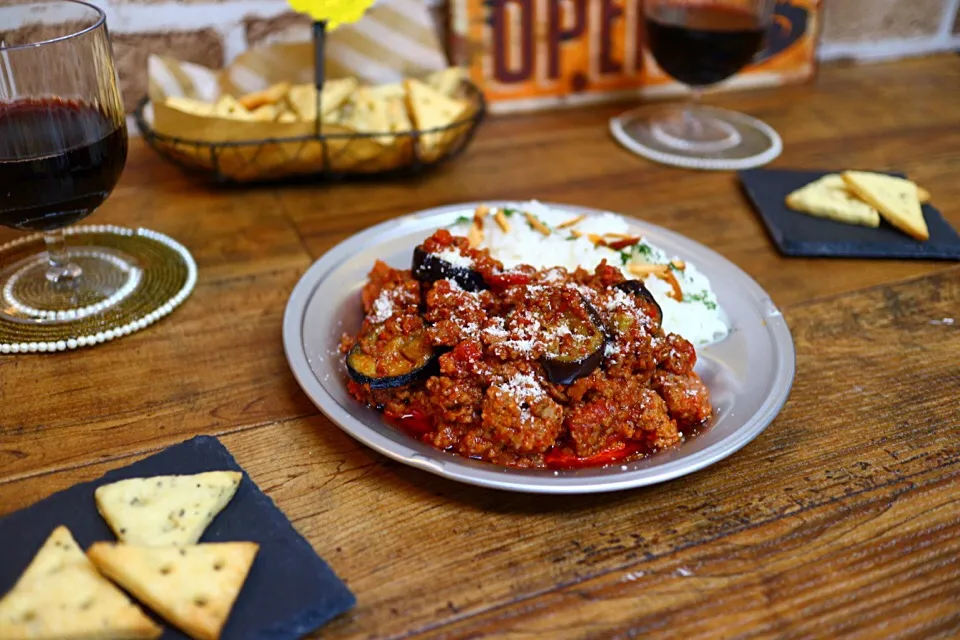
611;0;783;170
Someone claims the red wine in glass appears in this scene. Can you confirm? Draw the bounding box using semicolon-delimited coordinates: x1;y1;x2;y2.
645;6;766;87
0;98;128;232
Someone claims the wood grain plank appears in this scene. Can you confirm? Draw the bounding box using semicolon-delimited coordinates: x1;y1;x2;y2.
1;267;956;639
0;267;318;481
411;469;960;640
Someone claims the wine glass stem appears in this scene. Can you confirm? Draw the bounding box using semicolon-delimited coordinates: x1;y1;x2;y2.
681;88;705;139
43;229;82;284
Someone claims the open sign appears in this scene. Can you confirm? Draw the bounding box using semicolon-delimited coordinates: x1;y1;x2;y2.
451;0;820;113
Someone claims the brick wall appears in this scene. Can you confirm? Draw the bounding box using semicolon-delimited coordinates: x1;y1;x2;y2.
6;0;960;114
819;0;960;61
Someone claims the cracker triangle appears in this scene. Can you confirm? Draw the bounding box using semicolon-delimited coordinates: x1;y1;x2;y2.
287;77;358;122
95;471;242;546
165;96;215;118
344;87;394;140
842;171;929;240
403;79;469;153
404;78;468;131
366;82;406;100
785;174;880;228
384;96;413;133
425;67;467;97
0;528;162;640
88;542;259;640
15;525;89;587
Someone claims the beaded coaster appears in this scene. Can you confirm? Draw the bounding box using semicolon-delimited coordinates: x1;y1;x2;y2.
0;225;197;354
609;105;783;171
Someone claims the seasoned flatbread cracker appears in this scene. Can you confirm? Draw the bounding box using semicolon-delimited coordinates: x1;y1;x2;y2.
403;79;470;159
366;82;406;100
88;542;258;640
95;471;242;546
404;79;468;134
14;525;88;588
343;87;398;146
287;78;358;122
0;528;161;640
165;96;215;118
248;104;279;122
238;82;290;111
425;67;466;97
842;171;929;241
212;95;252;120
785;174;881;228
384;96;413;133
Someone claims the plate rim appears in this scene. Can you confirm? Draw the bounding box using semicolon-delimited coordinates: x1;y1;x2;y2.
282;201;796;494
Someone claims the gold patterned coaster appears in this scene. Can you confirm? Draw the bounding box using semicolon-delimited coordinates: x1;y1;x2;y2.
0;226;197;354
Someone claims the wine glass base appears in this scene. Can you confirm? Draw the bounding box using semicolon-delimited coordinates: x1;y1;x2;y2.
609;105;782;171
0;248;142;324
0;225;197;354
649;113;742;153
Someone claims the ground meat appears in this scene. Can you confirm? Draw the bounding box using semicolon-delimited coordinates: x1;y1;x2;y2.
564;376;679;456
657;333;698;374
423;375;483;426
424;279;492;346
652;371;712;427
344;230;712;469
361;260;421;317
478;375;563;454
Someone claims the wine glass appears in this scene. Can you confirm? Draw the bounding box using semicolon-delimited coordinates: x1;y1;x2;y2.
0;0;131;325
611;0;782;170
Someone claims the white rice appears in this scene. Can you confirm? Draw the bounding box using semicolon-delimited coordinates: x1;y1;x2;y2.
449;201;729;345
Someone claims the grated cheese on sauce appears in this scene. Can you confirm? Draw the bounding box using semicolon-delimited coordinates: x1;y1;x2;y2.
494;372;546;423
435;248;474;269
498;372;544;399
370;289;395;323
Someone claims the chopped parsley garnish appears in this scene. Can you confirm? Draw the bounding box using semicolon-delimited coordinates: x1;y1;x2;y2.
501;207;520;218
621;242;654;264
684;290;717;310
633;243;654;260
453;215;471;225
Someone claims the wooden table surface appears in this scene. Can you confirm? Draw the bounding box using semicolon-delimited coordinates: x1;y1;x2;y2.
2;54;959;639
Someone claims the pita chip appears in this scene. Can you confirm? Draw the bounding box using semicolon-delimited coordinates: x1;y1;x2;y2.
425;67;467;97
88;542;258;640
842;171;929;241
785;174;881;228
288;77;358;122
0;528;161;640
95;471;242;546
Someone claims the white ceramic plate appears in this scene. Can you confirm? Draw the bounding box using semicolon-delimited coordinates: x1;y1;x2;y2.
282;202;795;494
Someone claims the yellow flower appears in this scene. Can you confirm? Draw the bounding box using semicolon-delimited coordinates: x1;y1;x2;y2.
287;0;376;29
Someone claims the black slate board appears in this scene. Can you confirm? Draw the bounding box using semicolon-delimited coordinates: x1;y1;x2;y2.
739;168;960;260
0;436;356;639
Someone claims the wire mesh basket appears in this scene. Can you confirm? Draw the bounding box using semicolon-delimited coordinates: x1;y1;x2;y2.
133;21;486;184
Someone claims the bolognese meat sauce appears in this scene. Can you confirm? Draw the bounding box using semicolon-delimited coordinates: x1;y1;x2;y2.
340;230;712;469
